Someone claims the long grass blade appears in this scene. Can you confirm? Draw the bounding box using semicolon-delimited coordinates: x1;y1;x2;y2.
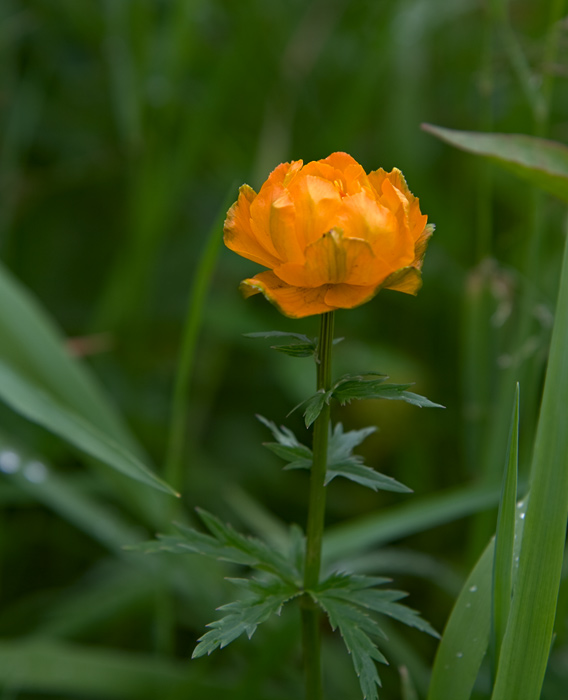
492;383;519;665
421;124;568;202
0;360;176;496
427;498;528;700
491;219;568;699
323;482;501;562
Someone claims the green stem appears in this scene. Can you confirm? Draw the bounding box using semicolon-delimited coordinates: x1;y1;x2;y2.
164;185;234;500
301;310;335;700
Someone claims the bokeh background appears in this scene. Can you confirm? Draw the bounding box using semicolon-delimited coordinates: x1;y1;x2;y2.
1;1;567;698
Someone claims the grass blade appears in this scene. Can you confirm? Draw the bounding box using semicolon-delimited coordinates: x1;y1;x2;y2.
492;383;519;665
491;220;568;699
0;261;142;452
427;499;528;700
422;124;568;202
0;360;176;496
323;482;501;562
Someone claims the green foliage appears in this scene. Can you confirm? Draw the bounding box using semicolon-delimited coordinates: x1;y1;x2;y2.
192;576;300;658
0;262;174;497
491;208;568;700
0;359;176;496
492;384;520;664
259;417;411;493
427;497;528;700
245;331;344;358
293;374;444;427
422;124;568;202
132;509;301;585
312;573;439;700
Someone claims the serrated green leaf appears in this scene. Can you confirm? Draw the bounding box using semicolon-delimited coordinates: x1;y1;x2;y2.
328;423;377;459
331;588;439;638
245;331;318;357
272;343;318;357
314;593;387;700
316;573;439;638
256;415;306;449
130;510;300;584
192;577;299;658
265;442;312;469
331;375;444;409
422;124;568;202
245;332;343;358
260;419;410;494
326;461;412;493
257;415;312;468
301;390;330;428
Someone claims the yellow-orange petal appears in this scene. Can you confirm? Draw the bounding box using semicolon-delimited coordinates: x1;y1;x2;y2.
240;271;335;318
287;174;343;248
274;229;380;288
338;192;415;273
265;159;303;187
324;282;379;309
322;152;363;172
223;185;283;268
381;266;423;295
413;223;434;271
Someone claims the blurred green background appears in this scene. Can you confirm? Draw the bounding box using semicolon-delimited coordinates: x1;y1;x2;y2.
1;1;567;698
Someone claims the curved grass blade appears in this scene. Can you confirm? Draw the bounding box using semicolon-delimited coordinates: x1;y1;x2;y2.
422;124;568;202
0;261;141;452
323;482;502;562
0;360;177;496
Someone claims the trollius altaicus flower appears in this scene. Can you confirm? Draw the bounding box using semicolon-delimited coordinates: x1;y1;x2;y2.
224;152;433;318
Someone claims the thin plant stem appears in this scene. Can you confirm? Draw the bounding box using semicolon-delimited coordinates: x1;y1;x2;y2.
164;186;234;499
301;310;335;700
156;188;233;657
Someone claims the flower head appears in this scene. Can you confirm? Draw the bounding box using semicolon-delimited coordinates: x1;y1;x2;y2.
224;152;433;318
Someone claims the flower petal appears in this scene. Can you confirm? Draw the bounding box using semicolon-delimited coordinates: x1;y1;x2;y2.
240;271;335;318
287;174;343;248
224;185;283;268
338;192;415;272
274;229;380;288
324;282;378;309
381;266;423;295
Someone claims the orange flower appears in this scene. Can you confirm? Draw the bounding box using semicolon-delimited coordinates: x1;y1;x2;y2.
224;152;433;318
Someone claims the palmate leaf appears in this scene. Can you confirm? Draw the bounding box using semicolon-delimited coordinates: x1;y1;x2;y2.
130;509;300;585
192;576;300;658
259;418;410;493
312;573;439;700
